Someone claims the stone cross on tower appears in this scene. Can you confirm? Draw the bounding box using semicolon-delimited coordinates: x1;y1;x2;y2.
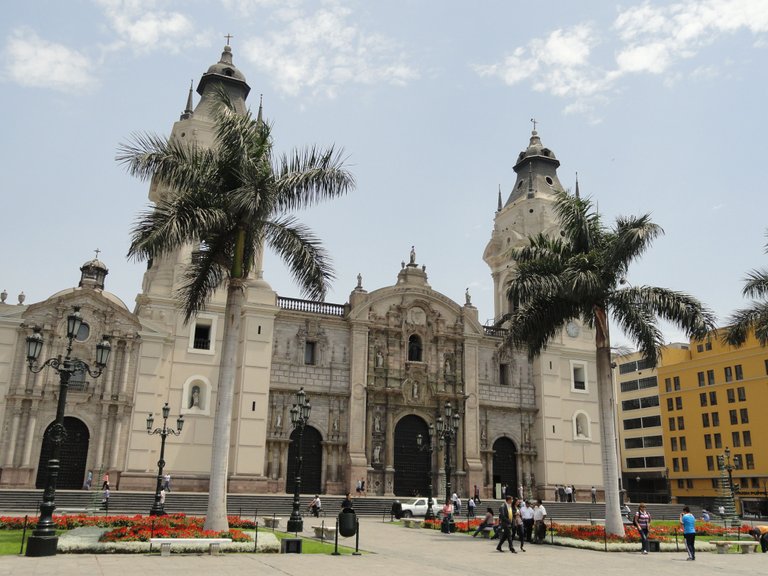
225;33;233;46
530;118;538;131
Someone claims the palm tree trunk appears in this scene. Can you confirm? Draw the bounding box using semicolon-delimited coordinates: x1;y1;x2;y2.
203;278;245;532
594;306;625;537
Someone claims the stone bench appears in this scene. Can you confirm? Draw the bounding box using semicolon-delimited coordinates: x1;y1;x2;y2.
311;525;336;539
710;540;759;554
262;516;282;529
150;537;232;556
402;518;423;528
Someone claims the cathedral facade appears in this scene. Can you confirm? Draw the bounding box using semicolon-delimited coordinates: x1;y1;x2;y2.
0;47;603;500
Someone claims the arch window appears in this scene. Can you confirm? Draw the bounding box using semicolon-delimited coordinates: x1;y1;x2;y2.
407;334;423;362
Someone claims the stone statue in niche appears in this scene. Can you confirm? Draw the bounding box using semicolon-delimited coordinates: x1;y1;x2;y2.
409;245;416;265
189;385;201;409
375;349;384;368
576;418;586;437
373;444;382;463
275;412;282;431
444;355;452;374
374;413;382;433
332;417;339;433
412;380;419;399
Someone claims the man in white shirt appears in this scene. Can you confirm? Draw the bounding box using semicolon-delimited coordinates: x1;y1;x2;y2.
520;500;534;542
533;500;548;543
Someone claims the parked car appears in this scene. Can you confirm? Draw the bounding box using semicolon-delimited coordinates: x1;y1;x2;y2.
399;497;436;518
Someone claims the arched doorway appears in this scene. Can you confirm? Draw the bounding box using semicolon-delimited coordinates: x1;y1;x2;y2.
492;437;518;493
393;415;430;497
285;425;322;494
35;417;89;489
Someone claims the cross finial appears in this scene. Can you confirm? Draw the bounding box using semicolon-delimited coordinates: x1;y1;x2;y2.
94;248;101;259
530;118;538;131
225;33;233;46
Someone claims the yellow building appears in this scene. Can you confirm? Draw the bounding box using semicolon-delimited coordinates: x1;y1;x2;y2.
658;332;768;515
614;345;690;503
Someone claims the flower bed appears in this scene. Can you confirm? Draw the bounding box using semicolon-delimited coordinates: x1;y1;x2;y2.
99;514;251;542
0;513;256;533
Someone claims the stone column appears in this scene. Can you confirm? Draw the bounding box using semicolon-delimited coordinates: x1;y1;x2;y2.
95;410;108;469
4;405;21;467
109;413;122;469
119;341;132;395
21;412;38;467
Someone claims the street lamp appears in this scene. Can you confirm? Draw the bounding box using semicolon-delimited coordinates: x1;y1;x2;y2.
435;401;461;502
287;387;311;533
416;424;436;520
24;306;111;557
718;447;741;508
146;403;184;516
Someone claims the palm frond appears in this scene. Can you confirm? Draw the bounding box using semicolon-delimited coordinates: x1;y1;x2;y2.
723;302;768;346
175;234;230;322
263;216;335;301
273;146;355;211
742;268;768;299
608;291;664;366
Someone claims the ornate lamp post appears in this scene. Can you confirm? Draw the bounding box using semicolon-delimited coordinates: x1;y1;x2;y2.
24;306;111;557
435;401;460;501
416;424;436;520
287;387;311;533
718;447;741;513
146;403;184;516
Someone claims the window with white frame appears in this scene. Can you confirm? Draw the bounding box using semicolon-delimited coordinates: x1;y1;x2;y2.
570;361;588;392
189;314;217;354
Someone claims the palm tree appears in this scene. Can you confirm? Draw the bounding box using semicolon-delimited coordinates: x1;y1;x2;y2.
724;231;768;346
503;191;715;536
118;89;355;532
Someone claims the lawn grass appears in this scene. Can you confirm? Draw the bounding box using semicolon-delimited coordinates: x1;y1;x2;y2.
0;531;24;555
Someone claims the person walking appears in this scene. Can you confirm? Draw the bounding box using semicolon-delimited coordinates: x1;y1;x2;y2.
341;492;354;511
634;503;652;554
591;486;597;504
83;470;93;490
474;484;481;504
496;496;517;553
513;499;526;551
162;473;171;492
102;472;110;490
680;506;696;560
467;497;476;518
564;484;572;502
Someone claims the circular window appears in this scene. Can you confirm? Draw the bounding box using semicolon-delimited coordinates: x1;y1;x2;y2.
545;176;554;186
529;208;534;214
76;322;90;342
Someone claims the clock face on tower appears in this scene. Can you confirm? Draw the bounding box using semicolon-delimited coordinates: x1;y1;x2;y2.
566;321;580;338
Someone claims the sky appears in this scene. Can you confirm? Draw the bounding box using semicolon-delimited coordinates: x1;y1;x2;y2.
1;0;767;349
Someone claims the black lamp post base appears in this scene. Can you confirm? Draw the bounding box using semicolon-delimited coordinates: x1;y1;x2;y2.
149;508;167;516
26;534;58;557
287;518;303;533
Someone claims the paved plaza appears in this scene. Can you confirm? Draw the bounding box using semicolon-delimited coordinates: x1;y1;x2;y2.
1;517;764;576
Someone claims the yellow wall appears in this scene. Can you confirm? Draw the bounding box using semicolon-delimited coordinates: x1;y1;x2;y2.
658;332;768;510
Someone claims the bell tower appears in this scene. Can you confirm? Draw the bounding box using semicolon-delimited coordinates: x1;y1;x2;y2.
483;128;566;321
483;127;602;501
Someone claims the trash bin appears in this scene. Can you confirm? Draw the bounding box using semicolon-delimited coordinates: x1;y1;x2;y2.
281;538;303;554
391;501;403;520
339;509;357;537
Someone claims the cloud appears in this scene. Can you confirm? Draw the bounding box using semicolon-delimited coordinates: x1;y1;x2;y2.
3;27;98;93
476;0;768;116
240;1;418;97
95;0;196;54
